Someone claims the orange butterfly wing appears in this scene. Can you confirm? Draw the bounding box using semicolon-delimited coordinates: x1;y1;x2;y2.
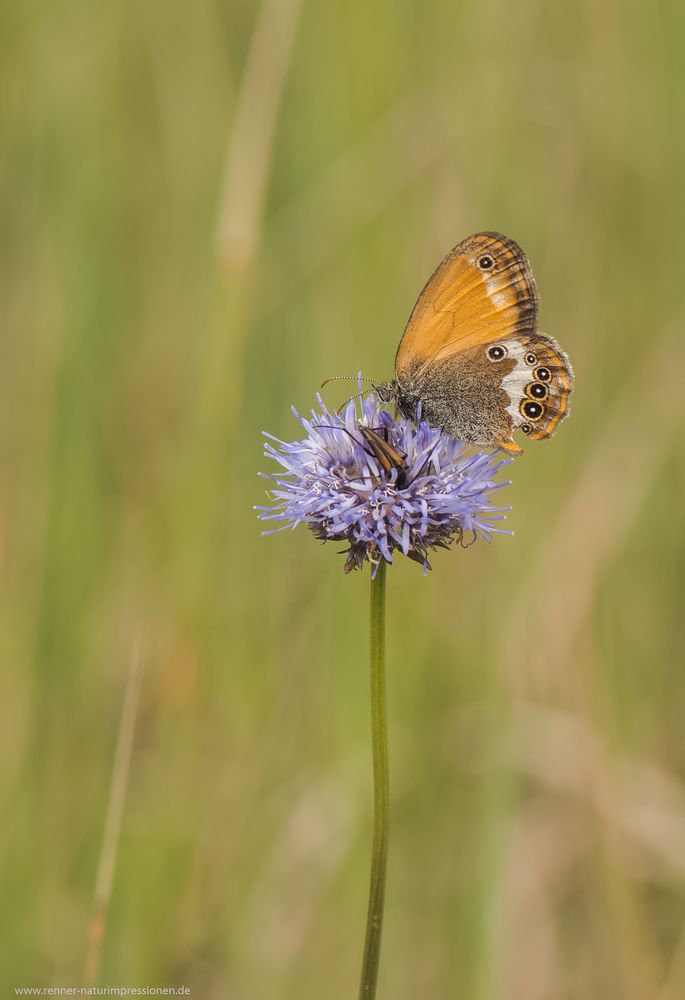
395;232;539;381
523;335;574;441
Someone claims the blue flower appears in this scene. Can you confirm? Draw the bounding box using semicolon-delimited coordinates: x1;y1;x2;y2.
256;385;512;574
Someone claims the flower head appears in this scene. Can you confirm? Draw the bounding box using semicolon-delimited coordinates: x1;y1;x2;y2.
257;384;511;574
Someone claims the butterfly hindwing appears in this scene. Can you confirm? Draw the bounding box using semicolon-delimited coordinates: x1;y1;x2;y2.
502;333;573;442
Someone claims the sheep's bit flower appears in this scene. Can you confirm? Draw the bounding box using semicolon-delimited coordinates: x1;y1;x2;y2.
257;389;511;574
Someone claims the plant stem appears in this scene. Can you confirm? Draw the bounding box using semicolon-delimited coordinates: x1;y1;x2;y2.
84;627;146;986
359;560;389;1000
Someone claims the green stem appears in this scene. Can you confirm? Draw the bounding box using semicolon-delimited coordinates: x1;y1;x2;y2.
359;559;388;1000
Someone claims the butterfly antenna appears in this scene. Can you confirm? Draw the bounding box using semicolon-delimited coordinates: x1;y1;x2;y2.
320;373;384;415
333;389;378;414
320;375;375;389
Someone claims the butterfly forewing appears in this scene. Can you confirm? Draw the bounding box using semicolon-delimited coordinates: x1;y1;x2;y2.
395;232;539;381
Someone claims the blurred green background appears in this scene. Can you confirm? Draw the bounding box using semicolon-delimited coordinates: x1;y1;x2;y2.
2;1;685;996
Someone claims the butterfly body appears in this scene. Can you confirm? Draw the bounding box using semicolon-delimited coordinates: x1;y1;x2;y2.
378;232;573;454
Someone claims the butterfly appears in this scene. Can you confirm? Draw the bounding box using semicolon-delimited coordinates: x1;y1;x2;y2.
377;232;573;454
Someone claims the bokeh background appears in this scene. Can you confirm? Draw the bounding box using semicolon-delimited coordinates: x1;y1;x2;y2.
2;1;685;997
